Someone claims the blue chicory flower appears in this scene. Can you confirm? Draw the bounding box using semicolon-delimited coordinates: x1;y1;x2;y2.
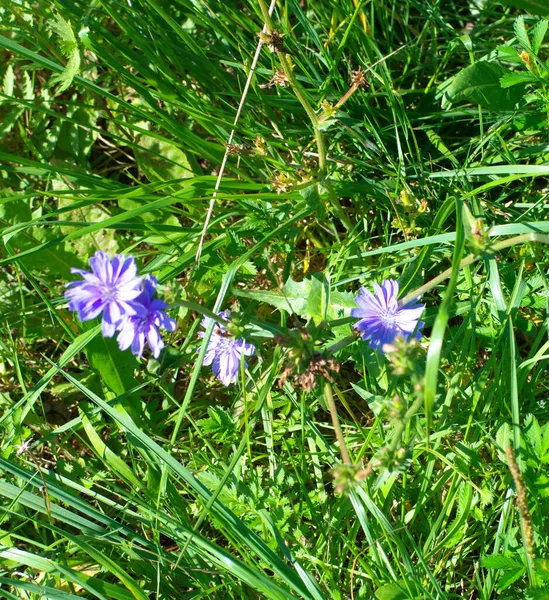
198;310;255;386
351;279;425;351
116;274;177;359
65;251;144;337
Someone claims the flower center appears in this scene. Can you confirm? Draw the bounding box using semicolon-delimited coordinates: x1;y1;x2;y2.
381;310;397;327
103;285;119;301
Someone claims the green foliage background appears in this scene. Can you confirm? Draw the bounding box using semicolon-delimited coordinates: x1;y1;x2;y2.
1;0;549;598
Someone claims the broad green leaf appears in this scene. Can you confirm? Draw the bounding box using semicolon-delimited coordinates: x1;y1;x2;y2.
500;0;549;15
442;62;525;111
135;134;198;183
375;583;409;600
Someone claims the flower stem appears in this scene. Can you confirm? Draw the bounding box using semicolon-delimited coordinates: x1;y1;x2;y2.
324;381;351;465
399;233;549;306
257;0;351;230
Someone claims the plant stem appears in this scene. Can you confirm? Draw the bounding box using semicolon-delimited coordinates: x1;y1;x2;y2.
399;233;549;306
324;381;351;464
257;0;351;229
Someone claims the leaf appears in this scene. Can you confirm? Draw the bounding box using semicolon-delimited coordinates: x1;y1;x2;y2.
135;134;197;183
481;555;523;570
514;15;532;51
84;327;140;399
496;422;512;461
375;583;409;600
524;413;542;458
2;64;14;98
497;45;523;63
531;19;548;52
48;13;80;93
235;278;310;318
500;0;549;15
500;72;537;88
50;50;81;93
49;13;78;55
442;62;525;111
497;567;526;591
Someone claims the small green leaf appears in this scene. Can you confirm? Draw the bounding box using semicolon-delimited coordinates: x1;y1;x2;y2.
524;413;543;458
481;554;523;570
514;15;532;51
531;19;548;52
497;567;526;591
500;72;537;88
496;422;512;461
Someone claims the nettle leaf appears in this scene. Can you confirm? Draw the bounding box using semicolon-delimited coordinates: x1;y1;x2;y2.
497;567;526;591
532;19;548;53
514;15;532;51
524;413;543;459
442;62;525;111
500;72;537;88
2;64;14;99
496;422;512;462
481;554;523;570
48;13;80;93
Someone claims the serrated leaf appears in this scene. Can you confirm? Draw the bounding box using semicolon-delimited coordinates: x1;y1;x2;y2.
496;422;512;461
442;62;525;111
49;13;78;56
50;50;81;93
497;45;523;62
2;64;14;98
515;15;532;51
498;567;526;591
500;72;537;88
532;19;548;52
22;70;34;101
524;413;542;458
481;555;523;570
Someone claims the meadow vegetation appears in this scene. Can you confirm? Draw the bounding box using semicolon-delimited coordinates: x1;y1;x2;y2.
1;0;549;598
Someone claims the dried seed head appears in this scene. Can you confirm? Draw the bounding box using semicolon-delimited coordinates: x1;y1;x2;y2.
259;29;288;53
506;445;536;560
271;172;293;194
260;67;289;89
351;67;368;88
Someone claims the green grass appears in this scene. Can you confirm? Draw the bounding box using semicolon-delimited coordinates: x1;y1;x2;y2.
1;0;549;598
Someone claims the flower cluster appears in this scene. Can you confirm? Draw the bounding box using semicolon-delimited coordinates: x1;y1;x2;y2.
351;279;424;351
65;251;176;358
65;254;424;384
198;311;255;386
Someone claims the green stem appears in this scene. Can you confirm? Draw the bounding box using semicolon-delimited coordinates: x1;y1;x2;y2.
257;0;351;229
399;233;549;306
325;382;351;464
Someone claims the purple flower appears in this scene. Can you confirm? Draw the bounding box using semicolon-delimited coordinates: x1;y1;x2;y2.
116;274;176;359
198;310;255;386
351;279;424;351
65;251;144;337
